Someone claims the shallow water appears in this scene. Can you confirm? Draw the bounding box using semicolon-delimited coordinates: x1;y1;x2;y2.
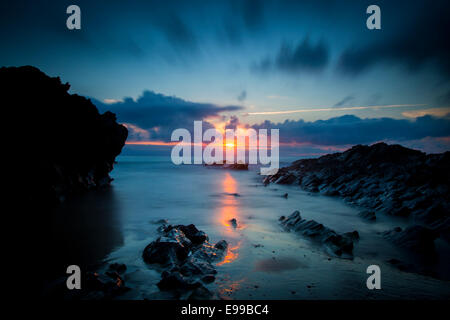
53;156;450;299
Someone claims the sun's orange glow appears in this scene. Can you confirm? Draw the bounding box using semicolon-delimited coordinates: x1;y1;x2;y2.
214;172;244;266
225;142;235;148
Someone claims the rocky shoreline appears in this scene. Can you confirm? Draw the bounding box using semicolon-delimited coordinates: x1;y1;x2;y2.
264;143;450;242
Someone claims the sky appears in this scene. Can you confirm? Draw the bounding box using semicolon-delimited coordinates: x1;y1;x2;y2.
1;0;450;156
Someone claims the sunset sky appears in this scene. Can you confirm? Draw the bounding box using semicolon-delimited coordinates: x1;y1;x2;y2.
2;0;449;155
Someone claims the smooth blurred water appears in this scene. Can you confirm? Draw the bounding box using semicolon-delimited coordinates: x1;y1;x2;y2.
55;155;450;299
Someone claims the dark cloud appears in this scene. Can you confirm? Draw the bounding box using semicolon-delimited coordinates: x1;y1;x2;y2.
251;114;450;146
93;90;242;141
157;14;197;52
225;115;244;130
252;38;329;74
338;2;450;78
334;95;355;107
237;90;247;102
242;0;264;31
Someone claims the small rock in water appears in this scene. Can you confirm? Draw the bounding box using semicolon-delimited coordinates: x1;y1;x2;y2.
280;210;359;258
283;193;288;198
229;218;238;228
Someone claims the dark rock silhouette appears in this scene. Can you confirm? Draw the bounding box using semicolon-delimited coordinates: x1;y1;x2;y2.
3;65;128;205
2;65;127;296
265;143;450;238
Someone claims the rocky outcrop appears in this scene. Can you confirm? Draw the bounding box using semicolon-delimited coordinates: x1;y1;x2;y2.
265;143;450;237
382;225;437;253
142;223;228;299
204;163;249;170
3;66;128;205
279;211;359;258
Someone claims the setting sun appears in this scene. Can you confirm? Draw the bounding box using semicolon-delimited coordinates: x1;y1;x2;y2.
225;143;235;148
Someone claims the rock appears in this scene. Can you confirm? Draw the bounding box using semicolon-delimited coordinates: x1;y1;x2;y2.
143;224;228;298
188;285;214;300
142;237;189;266
173;224;208;245
283;193;289;198
85;272;130;299
382;225;437;252
214;240;228;251
280;211;358;257
4;66;128;206
358;210;376;221
180;257;217;277
229;218;238;228
265;143;450;234
201;275;216;283
109;263;127;273
224;163;249;170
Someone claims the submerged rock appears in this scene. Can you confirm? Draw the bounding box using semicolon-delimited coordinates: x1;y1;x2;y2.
280;210;359;257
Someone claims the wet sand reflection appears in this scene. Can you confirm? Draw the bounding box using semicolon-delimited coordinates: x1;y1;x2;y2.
216;172;244;265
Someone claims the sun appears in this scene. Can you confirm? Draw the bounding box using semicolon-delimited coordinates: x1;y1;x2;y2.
225;143;235;148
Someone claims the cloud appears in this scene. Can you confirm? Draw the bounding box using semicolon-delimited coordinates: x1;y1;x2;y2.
250;114;450;146
93;90;242;141
237;90;247;102
156;13;197;52
402;107;450;118
337;2;450;78
334;95;355;107
252;38;329;74
244;104;425;116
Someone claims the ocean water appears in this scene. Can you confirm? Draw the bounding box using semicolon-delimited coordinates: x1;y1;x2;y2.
52;156;450;299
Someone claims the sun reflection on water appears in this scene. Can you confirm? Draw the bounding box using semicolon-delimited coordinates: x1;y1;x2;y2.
216;172;244;265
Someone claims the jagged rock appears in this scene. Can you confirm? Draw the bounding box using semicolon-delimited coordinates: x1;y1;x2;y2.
142;236;190;266
382;225;437;252
280;210;358;257
4;66;128;205
143;224;228;299
172;224;209;245
266;143;450;237
180;257;217;277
